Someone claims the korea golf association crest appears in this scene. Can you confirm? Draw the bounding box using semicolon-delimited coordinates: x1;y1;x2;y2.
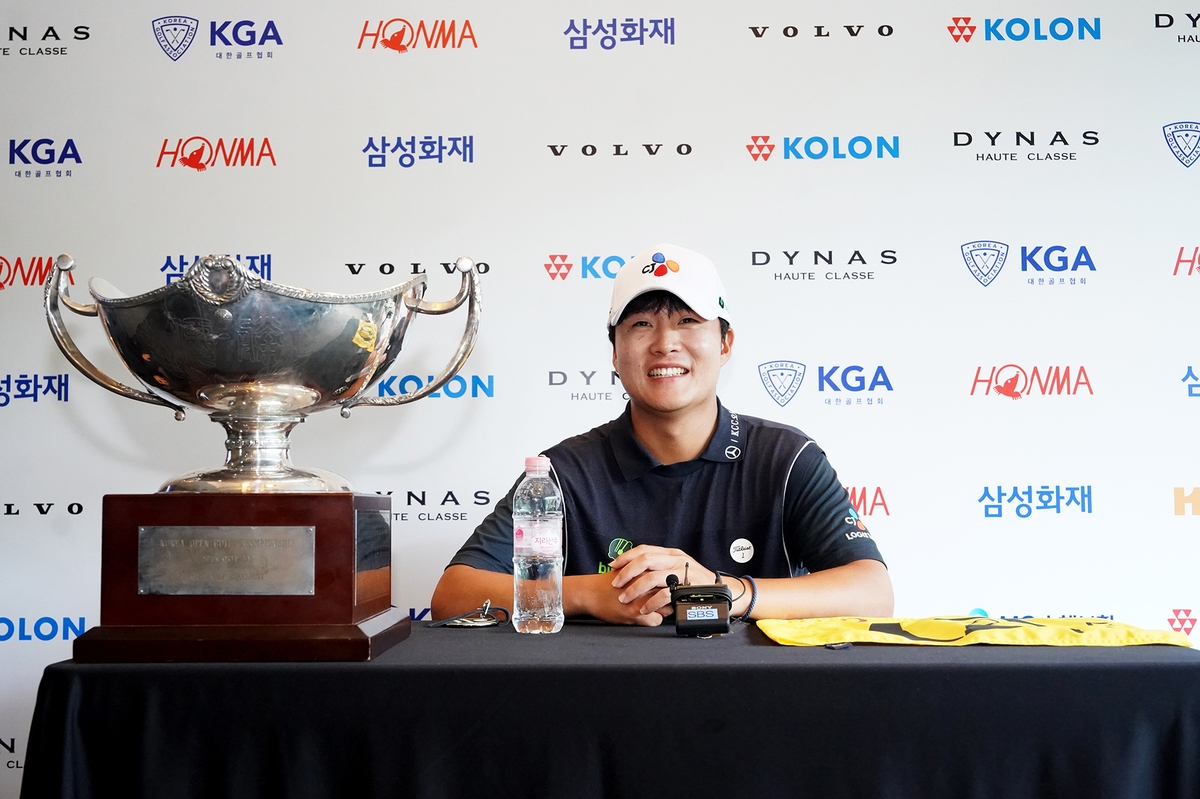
153;16;199;61
759;361;806;407
1164;122;1200;168
961;241;1009;287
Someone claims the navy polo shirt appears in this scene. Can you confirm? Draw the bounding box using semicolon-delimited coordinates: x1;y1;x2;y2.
447;401;884;579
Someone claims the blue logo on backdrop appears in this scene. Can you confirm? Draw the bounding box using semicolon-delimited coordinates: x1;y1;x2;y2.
8;138;81;166
160;253;271;285
818;366;893;393
377;374;494;399
981;17;1101;42
564;18;675;50
961;241;1008;286
0;373;69;406
1164;122;1200;168
0;616;86;642
781;136;899;160
1020;245;1095;272
759;361;805;407
152;16;198;60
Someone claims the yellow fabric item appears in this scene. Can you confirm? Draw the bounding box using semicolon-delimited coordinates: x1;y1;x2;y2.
756;616;1192;647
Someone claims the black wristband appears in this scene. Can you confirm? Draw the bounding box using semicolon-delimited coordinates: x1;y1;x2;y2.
739;575;758;622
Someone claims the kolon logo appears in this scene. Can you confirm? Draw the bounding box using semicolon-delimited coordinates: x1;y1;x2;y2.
971;365;1094;399
948;17;977;42
357;19;477;52
156;137;277;171
0;256;73;291
1168;609;1195;635
747;135;775;161
544;254;572;280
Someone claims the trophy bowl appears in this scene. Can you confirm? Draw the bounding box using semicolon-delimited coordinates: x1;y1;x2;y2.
45;253;481;493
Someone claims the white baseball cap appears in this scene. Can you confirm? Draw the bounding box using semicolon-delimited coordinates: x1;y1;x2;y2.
607;243;731;327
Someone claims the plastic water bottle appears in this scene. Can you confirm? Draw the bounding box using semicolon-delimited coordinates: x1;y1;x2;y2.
512;455;564;634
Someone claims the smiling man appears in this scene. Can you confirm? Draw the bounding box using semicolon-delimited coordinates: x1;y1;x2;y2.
431;243;893;625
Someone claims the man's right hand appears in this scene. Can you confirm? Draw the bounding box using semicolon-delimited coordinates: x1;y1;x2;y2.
432;565;671;626
564;573;672;626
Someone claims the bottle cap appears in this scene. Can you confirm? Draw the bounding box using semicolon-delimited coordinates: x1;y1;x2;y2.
525;455;550;473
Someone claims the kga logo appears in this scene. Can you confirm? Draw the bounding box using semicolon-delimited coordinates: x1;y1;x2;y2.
759;361;805;407
547;143;691;157
1168;609;1196;634
156;137;276;170
358;19;477;52
153;17;282;61
1164;122;1200;167
1;24;90;57
346;260;489;277
819;366;893;393
847;486;890;516
971;365;1094;398
961;241;1008;286
548;370;627;402
152;17;197;60
542;254;631;280
9;138;81;165
953;130;1099;162
1173;247;1200;275
752;248;896;282
0;256;74;291
376;374;494;399
747;134;899;160
948;17;1100;42
962;242;1094;286
748;24;894;39
1154;13;1200;43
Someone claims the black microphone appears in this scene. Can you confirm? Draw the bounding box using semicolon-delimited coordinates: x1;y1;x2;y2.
666;574;679;591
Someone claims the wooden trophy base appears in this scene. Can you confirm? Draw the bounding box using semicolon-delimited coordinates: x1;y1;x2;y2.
74;493;410;663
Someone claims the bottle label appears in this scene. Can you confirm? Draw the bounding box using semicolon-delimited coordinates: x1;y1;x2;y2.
514;518;561;556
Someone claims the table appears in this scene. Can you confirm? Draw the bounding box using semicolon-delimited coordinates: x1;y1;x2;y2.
19;621;1200;799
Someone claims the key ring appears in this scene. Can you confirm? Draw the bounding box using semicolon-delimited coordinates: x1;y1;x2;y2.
428;599;511;628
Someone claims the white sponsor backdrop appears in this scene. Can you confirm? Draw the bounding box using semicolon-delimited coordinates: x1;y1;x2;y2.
1;0;1198;792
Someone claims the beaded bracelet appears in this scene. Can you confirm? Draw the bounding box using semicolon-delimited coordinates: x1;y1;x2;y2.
739;575;758;622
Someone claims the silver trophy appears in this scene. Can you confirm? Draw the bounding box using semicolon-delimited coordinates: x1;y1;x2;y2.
45;253;481;493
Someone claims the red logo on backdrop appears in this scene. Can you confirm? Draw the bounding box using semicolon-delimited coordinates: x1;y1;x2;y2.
948;17;976;42
156;137;277;171
0;256;73;291
971;365;1094;398
1168;609;1195;635
1173;247;1200;276
357;19;477;51
747;135;775;161
544;254;572;280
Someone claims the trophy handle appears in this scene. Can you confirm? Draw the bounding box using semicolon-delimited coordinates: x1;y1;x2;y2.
44;254;187;421
342;257;482;414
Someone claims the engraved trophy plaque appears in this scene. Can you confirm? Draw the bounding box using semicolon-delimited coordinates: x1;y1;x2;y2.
44;254;481;661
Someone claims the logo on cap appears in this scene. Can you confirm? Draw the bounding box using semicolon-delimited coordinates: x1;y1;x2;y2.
641;251;680;277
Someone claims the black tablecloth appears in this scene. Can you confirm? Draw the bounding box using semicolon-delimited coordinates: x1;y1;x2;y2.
20;621;1200;799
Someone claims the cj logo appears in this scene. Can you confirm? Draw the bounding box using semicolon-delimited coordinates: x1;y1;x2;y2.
153;16;198;61
759;361;805;407
1164;122;1200;168
961;241;1008;286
